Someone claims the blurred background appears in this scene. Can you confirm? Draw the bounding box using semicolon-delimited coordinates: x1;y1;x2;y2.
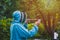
0;0;60;40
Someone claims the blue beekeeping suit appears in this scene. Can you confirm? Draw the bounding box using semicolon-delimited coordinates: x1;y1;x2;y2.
10;11;38;40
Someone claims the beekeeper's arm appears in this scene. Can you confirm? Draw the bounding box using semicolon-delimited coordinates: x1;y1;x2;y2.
16;24;38;38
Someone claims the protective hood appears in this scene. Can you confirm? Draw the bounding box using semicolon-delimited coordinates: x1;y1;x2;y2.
13;11;27;23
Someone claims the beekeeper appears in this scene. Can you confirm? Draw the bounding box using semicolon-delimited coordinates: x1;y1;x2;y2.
10;10;41;40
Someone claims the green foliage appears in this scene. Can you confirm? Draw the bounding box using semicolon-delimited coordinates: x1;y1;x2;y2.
0;18;12;40
0;0;17;39
0;0;17;18
28;23;34;30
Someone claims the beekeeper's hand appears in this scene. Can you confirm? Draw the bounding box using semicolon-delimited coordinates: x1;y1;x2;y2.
35;19;41;26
